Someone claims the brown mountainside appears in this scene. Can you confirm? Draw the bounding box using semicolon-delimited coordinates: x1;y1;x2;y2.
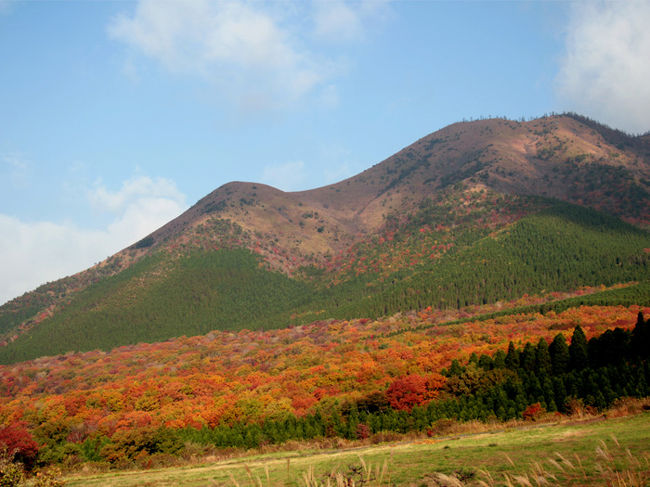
148;114;650;266
1;114;648;342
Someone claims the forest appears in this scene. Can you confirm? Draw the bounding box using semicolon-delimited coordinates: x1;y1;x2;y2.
0;303;647;472
1;198;648;364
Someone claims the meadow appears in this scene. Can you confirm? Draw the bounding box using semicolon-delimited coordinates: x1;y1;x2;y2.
63;408;650;487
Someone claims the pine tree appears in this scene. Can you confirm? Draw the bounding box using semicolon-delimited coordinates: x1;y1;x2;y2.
549;333;570;375
521;342;536;372
505;342;520;369
535;338;552;376
448;359;464;377
478;354;494;370
632;312;649;359
493;350;507;369
569;325;588;370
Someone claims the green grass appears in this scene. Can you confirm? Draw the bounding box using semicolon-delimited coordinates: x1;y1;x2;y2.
63;412;650;486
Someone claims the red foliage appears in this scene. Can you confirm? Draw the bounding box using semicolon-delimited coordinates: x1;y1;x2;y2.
291;395;317;414
0;422;39;466
522;402;545;421
386;374;445;411
356;423;371;440
0;300;644;452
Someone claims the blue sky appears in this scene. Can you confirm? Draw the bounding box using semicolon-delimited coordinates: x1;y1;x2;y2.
1;0;650;304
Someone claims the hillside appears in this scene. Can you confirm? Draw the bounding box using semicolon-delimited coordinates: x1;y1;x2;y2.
0;114;649;363
0;298;649;470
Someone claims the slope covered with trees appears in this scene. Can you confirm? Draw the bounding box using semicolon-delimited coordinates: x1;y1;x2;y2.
305;202;649;320
0;302;647;469
0;198;648;364
0;114;649;363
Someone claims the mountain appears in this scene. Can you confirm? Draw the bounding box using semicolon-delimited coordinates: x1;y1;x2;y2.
1;114;649;364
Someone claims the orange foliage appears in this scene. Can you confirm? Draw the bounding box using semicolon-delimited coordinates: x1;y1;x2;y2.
386;373;446;411
0;303;646;443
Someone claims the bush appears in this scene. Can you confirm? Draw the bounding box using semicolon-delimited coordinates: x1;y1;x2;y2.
133;236;154;249
0;423;39;470
32;466;65;487
355;423;371;440
386;374;445;411
522;403;546;421
0;453;24;487
426;419;458;437
100;427;183;463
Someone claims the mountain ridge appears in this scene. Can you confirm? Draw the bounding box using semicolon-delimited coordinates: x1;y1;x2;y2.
1;114;649;362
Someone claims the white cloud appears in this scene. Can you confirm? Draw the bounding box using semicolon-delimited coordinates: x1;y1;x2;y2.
260;161;307;191
0;175;187;305
313;0;363;42
88;175;184;213
556;1;650;134
108;0;392;112
312;0;390;42
108;0;323;109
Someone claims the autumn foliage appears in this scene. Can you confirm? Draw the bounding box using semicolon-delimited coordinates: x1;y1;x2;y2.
0;422;39;468
0;302;647;468
521;403;546;421
386;374;445;411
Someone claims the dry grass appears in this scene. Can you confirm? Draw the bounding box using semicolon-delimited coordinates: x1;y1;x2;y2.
62;409;650;487
415;436;649;487
603;397;650;419
299;456;390;487
220;435;649;487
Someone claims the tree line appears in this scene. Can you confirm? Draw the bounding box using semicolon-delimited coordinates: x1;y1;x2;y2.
46;312;650;464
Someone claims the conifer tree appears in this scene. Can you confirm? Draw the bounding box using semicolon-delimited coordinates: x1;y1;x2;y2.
549;333;570;375
632;312;649;359
505;342;520;369
478;354;494;370
493;350;507;369
535;338;552;376
569;325;588;370
448;359;464;377
521;342;536;371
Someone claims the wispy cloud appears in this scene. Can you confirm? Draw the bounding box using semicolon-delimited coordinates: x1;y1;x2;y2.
108;0;322;110
108;0;391;112
313;0;364;42
0;175;187;305
556;1;650;134
312;0;391;43
260;160;307;191
88;175;185;214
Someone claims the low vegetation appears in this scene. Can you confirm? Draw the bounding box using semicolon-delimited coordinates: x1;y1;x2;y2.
56;408;650;486
0;309;648;482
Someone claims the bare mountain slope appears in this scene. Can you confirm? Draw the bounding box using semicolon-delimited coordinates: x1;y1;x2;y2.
121;114;650;260
137;114;650;264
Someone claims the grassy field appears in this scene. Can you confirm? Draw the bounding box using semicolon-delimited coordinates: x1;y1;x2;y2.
62;412;650;487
